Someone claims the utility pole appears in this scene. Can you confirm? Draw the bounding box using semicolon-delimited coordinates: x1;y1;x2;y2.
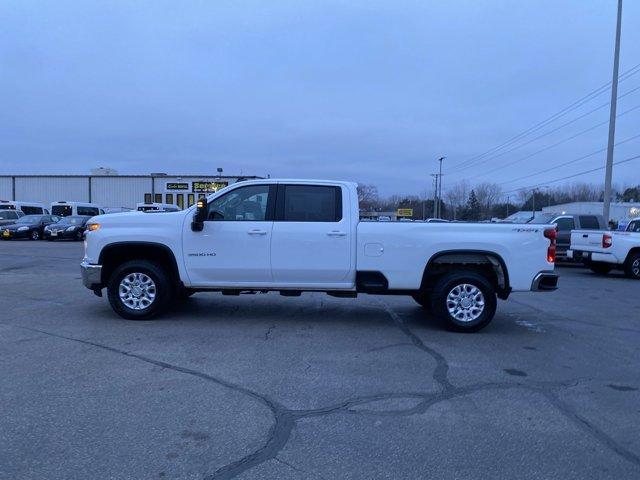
532;188;536;220
431;174;439;218
603;0;623;224
437;157;445;218
506;195;511;217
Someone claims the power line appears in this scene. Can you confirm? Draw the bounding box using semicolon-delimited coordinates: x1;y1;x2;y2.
449;62;640;170
455;83;640;172
466;103;640;181
498;132;640;186
502;152;640;194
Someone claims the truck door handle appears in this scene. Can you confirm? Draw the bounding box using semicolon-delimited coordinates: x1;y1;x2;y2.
327;230;346;237
248;229;267;235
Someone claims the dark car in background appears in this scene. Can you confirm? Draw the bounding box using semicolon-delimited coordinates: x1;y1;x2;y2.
44;215;91;241
0;210;25;227
1;215;60;240
528;213;606;260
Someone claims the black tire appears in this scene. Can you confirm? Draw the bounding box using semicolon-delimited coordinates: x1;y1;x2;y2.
107;260;173;320
411;291;432;313
30;230;40;240
430;270;497;333
624;252;640;280
589;262;613;276
175;287;195;302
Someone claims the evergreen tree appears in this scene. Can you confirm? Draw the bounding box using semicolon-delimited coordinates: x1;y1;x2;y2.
465;190;481;221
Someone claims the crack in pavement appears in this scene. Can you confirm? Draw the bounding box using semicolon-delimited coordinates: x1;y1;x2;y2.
14;299;640;479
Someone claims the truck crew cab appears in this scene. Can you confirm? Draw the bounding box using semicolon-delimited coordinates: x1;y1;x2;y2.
81;180;558;332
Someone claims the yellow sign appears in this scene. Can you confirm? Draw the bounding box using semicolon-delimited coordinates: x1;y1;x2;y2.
397;208;413;217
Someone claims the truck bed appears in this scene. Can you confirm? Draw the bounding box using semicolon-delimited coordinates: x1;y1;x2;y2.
356;221;555;292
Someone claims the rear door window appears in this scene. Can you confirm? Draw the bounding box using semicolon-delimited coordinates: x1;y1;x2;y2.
555;217;575;231
279;185;342;222
52;205;72;217
579;216;600;230
21;206;43;215
77;206;99;216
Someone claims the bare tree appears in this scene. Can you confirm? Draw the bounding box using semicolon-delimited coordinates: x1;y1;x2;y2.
445;181;469;210
357;184;380;211
475;182;502;215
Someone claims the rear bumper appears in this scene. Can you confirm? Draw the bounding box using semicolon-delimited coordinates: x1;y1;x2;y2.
531;271;558;291
567;249;619;264
81;260;102;289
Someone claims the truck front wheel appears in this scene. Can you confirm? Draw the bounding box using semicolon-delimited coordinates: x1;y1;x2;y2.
430;270;497;332
107;260;172;320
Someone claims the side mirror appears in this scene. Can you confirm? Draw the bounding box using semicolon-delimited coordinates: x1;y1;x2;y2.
191;198;208;232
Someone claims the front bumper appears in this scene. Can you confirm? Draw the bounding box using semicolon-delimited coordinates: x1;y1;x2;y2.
2;229;28;239
81;260;102;289
531;271;558;291
45;230;78;240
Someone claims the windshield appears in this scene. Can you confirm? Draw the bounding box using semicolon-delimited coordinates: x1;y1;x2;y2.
527;214;557;224
58;216;86;225
0;211;19;220
16;215;42;224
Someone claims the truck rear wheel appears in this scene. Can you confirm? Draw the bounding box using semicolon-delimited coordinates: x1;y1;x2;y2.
107;260;172;320
588;262;613;276
624;252;640;280
430;270;497;332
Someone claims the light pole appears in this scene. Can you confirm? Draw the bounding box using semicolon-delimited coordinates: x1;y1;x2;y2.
437;156;445;218
603;0;623;224
431;174;439;218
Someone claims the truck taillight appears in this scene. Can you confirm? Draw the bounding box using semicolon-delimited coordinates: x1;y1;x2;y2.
602;233;612;248
544;228;556;263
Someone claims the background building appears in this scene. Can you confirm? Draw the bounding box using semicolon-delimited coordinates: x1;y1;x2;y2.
0;173;261;210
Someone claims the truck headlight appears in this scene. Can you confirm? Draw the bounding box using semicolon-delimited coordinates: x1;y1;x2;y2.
86;223;100;232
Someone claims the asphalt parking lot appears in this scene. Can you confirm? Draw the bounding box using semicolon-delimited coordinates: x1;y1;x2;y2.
1;240;639;480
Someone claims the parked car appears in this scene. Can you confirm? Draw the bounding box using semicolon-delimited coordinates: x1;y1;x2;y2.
425;218;449;223
80;179;558;332
1;214;60;240
568;217;640;279
528;213;606;260
44;215;92;241
0;210;25;227
0;200;49;215
51;201;104;217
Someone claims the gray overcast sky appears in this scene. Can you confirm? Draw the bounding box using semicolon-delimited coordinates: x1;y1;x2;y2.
1;0;639;196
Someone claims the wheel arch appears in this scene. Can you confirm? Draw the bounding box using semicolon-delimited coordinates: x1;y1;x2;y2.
99;241;181;287
421;249;511;299
624;247;640;264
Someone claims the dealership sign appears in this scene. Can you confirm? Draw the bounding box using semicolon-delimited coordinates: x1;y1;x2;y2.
192;181;228;193
166;182;189;190
397;208;413;217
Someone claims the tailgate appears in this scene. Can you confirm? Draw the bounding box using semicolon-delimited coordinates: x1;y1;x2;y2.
570;230;606;252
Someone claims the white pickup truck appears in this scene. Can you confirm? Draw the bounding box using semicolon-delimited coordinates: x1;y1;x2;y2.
81;179;558;332
568;218;640;279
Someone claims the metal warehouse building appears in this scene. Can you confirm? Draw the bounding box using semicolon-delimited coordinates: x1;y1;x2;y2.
0;173;261;210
